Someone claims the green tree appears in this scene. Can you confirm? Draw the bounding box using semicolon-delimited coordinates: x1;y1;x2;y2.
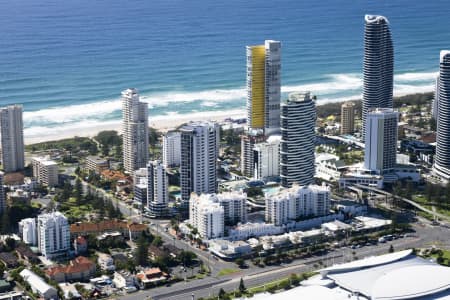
218;288;228;299
290;273;300;286
61;181;72;201
73;178;83;205
179;250;197;266
148;127;160;145
235;258;245;268
151;236;163;247
245;186;263;198
239;277;246;293
135;232;150;266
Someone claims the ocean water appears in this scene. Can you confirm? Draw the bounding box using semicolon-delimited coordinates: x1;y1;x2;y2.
0;0;448;138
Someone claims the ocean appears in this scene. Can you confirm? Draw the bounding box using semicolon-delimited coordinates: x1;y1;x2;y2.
0;0;447;140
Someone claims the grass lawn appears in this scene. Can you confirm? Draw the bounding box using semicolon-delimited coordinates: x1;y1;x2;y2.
248;277;290;294
412;195;450;219
420;249;450;266
218;268;240;276
60;197;95;220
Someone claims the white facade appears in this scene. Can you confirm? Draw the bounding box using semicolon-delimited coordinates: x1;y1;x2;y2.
265;184;331;226
315;154;342;182
98;253;115;271
0;105;24;173
253;135;280;180
432;74;440;120
147;160;169;217
85;156;109;173
210;192;247;225
162;131;181;168
363;108;399;174
180;122;219;205
37;211;70;258
20;269;58;300
122;88;149;174
228;222;283;240
113;271;136;289
18;218;37;246
31;156;59;187
189;194;224;239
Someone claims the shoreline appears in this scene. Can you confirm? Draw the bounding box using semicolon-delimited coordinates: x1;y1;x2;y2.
23;91;434;145
24;109;247;145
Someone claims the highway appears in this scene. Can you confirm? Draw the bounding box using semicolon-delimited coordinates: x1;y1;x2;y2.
83;180;450;300
118;219;450;300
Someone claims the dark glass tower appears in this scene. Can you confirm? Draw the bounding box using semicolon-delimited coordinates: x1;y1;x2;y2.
362;15;394;141
434;51;450;180
280;92;316;188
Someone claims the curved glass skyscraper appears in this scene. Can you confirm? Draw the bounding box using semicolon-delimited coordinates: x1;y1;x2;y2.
280;92;316;188
434;51;450;180
362;15;393;141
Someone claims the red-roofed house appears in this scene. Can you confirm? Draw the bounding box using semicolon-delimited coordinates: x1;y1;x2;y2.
136;268;168;289
45;256;96;283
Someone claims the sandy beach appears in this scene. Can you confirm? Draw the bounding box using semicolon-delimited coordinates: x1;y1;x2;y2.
24;109;246;145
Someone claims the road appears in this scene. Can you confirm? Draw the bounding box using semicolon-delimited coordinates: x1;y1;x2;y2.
119;220;450;300
83;180;450;300
145;219;231;276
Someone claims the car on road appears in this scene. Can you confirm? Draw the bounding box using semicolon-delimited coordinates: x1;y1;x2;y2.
123;286;138;293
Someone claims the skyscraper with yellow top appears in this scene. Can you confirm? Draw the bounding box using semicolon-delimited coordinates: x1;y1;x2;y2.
246;40;281;136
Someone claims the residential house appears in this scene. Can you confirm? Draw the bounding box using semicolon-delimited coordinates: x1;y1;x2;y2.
136;268;168;289
45;256;96;283
112;271;136;289
70;219;148;240
97;253;115;272
0;252;18;268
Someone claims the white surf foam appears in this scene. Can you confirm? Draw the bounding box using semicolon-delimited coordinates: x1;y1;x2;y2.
22;70;436;142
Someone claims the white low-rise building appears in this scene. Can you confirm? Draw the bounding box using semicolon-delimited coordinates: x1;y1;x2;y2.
98;252;115;271
59;283;82;300
260;234;290;250
20;269;58;300
85;156;109;174
209;240;252;258
228;222;283;240
315;153;345;182
265;184;331;226
113;271;136;289
353;216;392;231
